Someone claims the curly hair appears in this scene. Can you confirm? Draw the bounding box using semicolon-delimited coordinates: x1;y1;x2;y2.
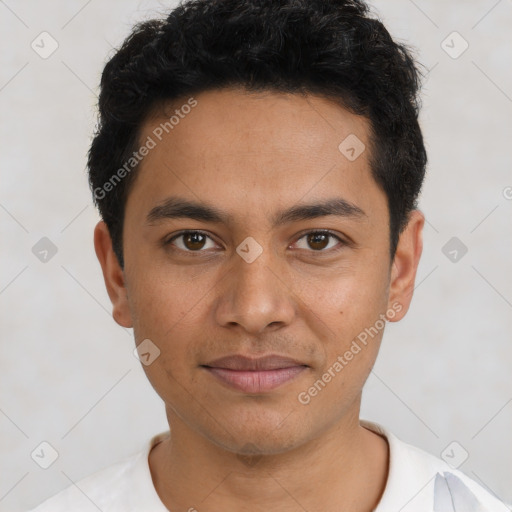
88;0;427;268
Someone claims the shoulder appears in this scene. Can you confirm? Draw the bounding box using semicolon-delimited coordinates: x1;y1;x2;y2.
362;420;510;512
27;453;143;512
27;432;170;512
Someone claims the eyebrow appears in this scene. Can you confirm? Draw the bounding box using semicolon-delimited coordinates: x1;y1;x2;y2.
146;196;367;227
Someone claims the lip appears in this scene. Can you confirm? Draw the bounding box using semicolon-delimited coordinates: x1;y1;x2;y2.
201;354;308;393
204;354;307;371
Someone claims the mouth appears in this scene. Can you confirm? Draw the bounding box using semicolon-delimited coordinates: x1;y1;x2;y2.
201;354;309;393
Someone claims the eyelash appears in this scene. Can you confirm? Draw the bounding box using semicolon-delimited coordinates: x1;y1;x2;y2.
164;229;347;255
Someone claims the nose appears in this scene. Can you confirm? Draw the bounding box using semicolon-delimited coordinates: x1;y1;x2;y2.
213;243;296;335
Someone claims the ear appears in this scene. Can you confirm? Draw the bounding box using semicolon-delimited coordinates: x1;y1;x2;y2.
93;221;133;328
386;209;424;322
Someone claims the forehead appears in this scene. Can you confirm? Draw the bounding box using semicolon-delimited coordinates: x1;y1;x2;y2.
126;88;386;226
144;88;369;157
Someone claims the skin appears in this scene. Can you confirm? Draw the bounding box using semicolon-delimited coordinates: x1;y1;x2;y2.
94;87;424;512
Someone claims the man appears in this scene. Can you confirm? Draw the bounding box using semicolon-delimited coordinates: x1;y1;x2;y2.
29;0;508;510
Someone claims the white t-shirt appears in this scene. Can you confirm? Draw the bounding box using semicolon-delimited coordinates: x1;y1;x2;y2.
28;420;509;511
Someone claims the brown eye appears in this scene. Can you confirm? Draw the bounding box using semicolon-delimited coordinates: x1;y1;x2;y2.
307;232;329;250
166;231;217;252
294;230;344;252
183;232;207;250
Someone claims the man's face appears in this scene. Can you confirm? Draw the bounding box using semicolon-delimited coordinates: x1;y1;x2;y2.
99;88;417;454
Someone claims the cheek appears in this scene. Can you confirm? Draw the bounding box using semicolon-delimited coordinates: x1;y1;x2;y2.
126;274;212;398
127;259;214;335
296;256;390;383
300;257;389;327
131;288;203;406
297;275;388;413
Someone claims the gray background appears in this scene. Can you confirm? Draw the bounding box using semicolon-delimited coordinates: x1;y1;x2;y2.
1;1;511;510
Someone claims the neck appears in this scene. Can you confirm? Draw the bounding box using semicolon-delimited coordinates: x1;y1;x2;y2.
149;401;389;512
149;402;388;512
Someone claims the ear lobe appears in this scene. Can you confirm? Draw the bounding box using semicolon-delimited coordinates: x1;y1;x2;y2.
93;221;133;328
387;209;424;322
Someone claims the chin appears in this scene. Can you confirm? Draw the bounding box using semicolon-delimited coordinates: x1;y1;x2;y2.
202;412;311;456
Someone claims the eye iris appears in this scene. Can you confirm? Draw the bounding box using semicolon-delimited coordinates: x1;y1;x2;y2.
184;232;206;250
308;232;329;250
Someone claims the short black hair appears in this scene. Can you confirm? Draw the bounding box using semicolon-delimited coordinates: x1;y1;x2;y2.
88;0;427;269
